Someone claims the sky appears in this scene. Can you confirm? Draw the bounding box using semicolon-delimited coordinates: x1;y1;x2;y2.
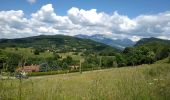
0;0;170;41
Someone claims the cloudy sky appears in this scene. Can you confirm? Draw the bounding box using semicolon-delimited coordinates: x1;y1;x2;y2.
0;0;170;41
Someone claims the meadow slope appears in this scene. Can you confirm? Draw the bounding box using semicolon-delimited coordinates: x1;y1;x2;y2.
0;59;170;100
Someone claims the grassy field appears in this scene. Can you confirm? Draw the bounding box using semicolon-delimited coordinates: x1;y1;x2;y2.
1;47;84;61
2;48;54;59
59;52;84;61
0;59;170;100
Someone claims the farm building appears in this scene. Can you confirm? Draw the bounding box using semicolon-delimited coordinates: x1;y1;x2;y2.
16;65;40;73
69;65;79;70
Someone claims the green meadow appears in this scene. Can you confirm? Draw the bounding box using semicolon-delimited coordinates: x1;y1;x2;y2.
0;58;170;100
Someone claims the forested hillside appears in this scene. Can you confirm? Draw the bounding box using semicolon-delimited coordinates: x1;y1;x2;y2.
0;35;118;73
0;36;170;74
0;35;117;53
121;37;170;66
135;37;170;46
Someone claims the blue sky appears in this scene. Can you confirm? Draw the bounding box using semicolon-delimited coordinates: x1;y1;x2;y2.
0;0;170;41
1;0;170;18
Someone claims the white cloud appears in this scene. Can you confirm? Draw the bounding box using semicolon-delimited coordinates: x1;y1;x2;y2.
27;0;36;4
130;36;141;42
31;4;56;23
68;7;107;26
0;4;170;41
0;10;34;38
132;11;170;37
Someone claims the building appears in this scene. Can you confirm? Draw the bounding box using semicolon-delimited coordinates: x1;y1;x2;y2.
16;65;40;73
69;65;79;70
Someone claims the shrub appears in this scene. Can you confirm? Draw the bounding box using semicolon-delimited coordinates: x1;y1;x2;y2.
168;55;170;63
27;69;80;76
28;70;67;76
33;49;40;55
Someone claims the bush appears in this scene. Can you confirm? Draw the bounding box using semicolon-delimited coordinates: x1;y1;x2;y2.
5;53;23;72
27;70;79;76
115;53;127;67
169;55;170;63
101;56;117;68
34;49;40;55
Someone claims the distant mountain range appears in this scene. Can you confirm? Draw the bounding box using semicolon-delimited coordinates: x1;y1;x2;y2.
75;34;135;50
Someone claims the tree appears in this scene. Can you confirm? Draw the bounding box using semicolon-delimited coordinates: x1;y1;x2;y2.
146;51;155;64
115;53;126;67
61;56;73;69
123;46;156;66
0;55;7;71
169;57;170;63
34;49;40;55
62;62;68;69
53;52;61;60
84;55;99;69
5;53;23;72
62;56;73;65
123;47;138;66
168;48;170;63
101;56;117;68
156;47;170;60
168;53;170;63
40;62;49;72
123;47;134;54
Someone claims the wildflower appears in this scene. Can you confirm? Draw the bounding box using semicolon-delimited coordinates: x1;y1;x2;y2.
153;79;158;81
148;82;153;85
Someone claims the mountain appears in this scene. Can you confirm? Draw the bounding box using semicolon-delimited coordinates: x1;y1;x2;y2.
135;37;170;46
75;34;135;50
0;35;118;53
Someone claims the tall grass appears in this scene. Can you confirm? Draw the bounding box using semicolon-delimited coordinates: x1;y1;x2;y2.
0;62;170;100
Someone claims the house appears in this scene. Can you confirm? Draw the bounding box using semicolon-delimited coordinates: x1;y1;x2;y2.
69;65;79;71
16;65;40;73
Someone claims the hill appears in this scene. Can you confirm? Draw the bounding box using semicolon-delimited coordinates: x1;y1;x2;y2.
0;35;119;72
121;37;170;66
0;35;118;53
135;37;170;46
75;34;135;50
134;37;170;60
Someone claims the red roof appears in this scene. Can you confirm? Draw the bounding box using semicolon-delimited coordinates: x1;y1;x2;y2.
16;65;40;72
